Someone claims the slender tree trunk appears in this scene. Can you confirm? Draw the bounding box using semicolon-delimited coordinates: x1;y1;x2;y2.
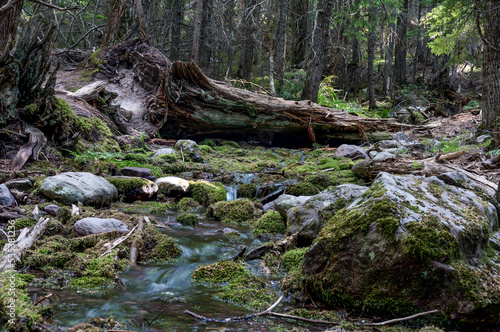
367;5;377;110
198;0;213;71
238;0;257;81
290;0;308;68
170;0;183;60
301;0;333;102
383;13;395;95
135;0;148;41
101;0;126;47
192;0;204;64
481;0;500;146
0;0;23;53
394;0;408;86
275;0;289;86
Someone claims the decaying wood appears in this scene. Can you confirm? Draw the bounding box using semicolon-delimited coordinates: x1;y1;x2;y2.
11;124;47;171
130;218;144;268
154;61;429;143
99;224;139;258
435;150;466;163
0;217;50;271
34;293;53;306
352;159;498;197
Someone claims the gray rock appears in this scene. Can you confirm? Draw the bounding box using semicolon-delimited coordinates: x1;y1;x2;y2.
109;176;158;202
373;151;396;161
490;231;500;251
120;167;155;180
287;184;369;246
152;148;176;158
5;179;33;191
156;176;190;195
437;172;491;198
402;142;428;152
274;194;311;218
301;172;499;324
39;172;118;206
393;132;414;144
334;144;367;160
262;201;276;213
74;217;129;236
175;140;202;162
395;109;410;123
43;204;60;216
0;184;16;207
378;140;401;149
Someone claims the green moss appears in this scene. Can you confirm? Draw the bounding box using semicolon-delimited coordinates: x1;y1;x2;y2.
282;247;309;271
221;140;240;148
190;181;226;206
0;272;43;327
123;153;148;163
213;198;255;223
141;224;182;263
237;183;257;199
119;201;172;214
192;261;251;284
287;308;342;322
286;182;320;196
13;217;37;229
402;215;460;262
252;210;285;235
108;177;149;194
56;206;72;224
200;139;215;147
176;213;199;226
176;197;200;212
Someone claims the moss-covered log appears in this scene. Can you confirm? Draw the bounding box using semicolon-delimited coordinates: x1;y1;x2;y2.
154;61;429;145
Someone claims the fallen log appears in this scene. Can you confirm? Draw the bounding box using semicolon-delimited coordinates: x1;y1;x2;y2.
0;217;50;271
153;61;429;146
352;159;498;197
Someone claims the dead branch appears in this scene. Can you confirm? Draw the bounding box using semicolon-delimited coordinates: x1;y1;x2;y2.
34;293;53;306
11;124;47;171
0;217;50;271
99;224;139;258
130;218;144;268
434;150;466;163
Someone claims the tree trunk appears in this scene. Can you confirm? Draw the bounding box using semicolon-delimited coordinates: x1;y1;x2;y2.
383;14;395;95
238;0;257;81
481;0;500;147
101;0;126;47
367;5;377;110
275;0;289;85
170;0;183;60
198;0;213;71
290;0;308;68
0;0;23;53
394;0;408;87
154;61;427;145
135;0;148;41
301;0;333;102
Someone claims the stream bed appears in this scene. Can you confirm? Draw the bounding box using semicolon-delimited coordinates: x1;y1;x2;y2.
45;218;292;331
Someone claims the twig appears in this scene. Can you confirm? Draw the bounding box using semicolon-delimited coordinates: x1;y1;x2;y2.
99;224;138;258
31;0;78;14
34;293;52;306
180;147;185;162
359;309;439;326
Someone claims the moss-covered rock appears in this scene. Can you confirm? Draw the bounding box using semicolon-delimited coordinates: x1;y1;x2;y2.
176;213;199;226
176;197;201;212
193;260;251;284
301;172;500;328
190;181;226;206
140;224;182;263
285;182;320;196
213;198;257;223
108;176;157;202
282;247;309;271
252;210;285;236
237;183;257;199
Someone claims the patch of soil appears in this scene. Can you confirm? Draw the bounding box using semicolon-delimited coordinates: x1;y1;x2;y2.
426;111;481;139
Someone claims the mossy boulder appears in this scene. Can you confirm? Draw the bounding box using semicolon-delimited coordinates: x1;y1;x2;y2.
282;247;309;271
301;172;500;327
176;197;201;212
252;210;285;236
175;139;202;162
213;198;258;223
237;183;257;199
140;224;182;263
190;181;226;206
176;213;199;226
287;184;368;246
285;182;320;196
108;176;157;202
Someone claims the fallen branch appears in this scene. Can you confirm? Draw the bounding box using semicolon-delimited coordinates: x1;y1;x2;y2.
34;293;53;306
434;150;466;163
99;224;139;258
0;217;50;271
360;309;439;326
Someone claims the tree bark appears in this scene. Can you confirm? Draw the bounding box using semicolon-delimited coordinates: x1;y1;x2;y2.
170;0;183;60
383;14;395;95
367;5;377;110
481;0;500;147
394;0;408;87
0;0;23;54
238;0;257;81
135;0;148;41
290;0;308;68
275;0;289;85
301;0;333;102
101;0;126;47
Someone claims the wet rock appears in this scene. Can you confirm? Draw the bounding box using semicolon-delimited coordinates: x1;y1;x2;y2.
245;245;273;260
109;176;158;202
334;144;367;160
43;204;60;216
120;166;155;181
262;201;276;213
0;184;16;207
156;177;190;195
39;172;118;206
287;184;369;246
490;231;500;251
74;217;129;236
152;148;176;158
5;179;33;191
302;172;499;326
175;139;202;162
274;194;311;218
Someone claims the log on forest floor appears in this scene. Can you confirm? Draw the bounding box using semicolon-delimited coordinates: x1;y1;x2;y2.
152;61;430;146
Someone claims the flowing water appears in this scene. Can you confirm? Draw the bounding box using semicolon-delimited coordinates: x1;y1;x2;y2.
45;218;285;331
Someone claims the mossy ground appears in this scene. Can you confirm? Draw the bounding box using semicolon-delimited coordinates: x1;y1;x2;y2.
213;198;257;223
176;212;199;226
190;181;226;206
252;210;285;236
176;197;200;211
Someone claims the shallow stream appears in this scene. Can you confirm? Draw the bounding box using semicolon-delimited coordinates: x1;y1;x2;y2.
45;218;284;331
